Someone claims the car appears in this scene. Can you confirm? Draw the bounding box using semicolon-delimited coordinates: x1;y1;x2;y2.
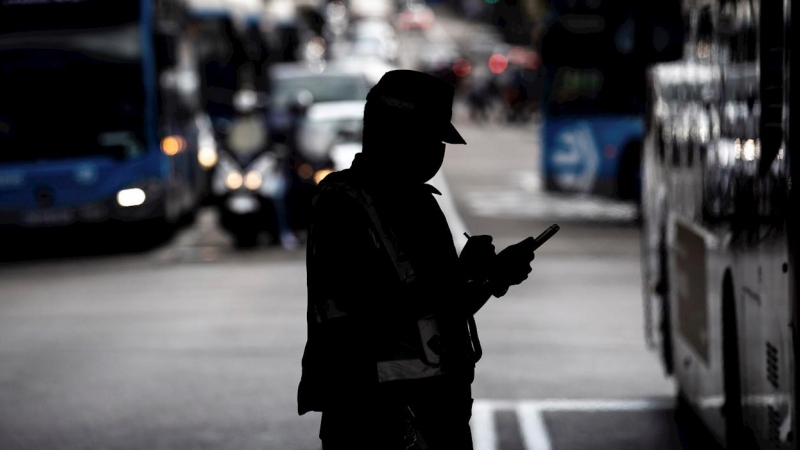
346;0;395;20
328;56;398;87
396;0;434;31
267;62;371;228
416;42;466;87
267;61;370;134
346;18;399;63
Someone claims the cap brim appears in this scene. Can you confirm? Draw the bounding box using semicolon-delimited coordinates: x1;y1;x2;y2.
442;122;466;145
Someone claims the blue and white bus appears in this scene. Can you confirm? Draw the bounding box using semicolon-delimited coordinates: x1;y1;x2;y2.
539;0;683;203
0;0;208;231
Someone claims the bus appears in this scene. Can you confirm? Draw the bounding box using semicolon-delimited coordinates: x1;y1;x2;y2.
641;0;796;448
0;0;208;232
539;0;683;202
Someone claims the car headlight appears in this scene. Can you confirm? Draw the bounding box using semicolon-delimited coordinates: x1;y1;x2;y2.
244;171;262;190
247;153;285;198
227;116;267;155
225;171;243;190
212;153;243;195
233;89;258;112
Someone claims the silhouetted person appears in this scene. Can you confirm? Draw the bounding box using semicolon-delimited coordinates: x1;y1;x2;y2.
298;70;536;449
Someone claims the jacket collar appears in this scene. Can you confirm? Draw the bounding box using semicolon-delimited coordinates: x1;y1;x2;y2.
350;152;441;196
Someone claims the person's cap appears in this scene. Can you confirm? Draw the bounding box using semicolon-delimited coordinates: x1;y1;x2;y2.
366;69;466;145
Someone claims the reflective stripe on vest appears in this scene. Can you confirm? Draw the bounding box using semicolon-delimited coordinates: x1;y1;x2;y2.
377;357;442;382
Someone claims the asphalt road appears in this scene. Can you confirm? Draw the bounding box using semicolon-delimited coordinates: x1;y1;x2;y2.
0;9;722;450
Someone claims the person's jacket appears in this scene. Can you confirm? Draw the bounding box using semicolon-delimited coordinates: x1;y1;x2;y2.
298;153;491;415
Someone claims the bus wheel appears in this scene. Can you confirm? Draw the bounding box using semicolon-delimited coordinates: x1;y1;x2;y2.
722;271;751;448
657;228;674;375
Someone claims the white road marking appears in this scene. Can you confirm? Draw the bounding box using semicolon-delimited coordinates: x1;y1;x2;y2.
472;400;498;450
517;403;551;450
471;398;675;450
464;170;638;222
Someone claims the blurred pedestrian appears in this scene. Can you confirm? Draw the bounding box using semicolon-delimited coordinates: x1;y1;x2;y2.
298;70;537;449
467;74;499;123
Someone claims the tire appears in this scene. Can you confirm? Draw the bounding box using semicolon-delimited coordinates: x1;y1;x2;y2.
722;271;753;449
657;228;674;375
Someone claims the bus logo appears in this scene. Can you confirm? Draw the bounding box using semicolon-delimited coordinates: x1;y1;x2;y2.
550;122;599;193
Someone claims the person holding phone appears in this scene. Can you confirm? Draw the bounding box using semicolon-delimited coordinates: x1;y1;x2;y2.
298;70;541;450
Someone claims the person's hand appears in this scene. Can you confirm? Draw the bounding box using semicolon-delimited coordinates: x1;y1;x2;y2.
490;237;536;294
459;235;496;281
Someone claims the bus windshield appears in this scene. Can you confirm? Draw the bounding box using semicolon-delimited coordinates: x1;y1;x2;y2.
0;0;140;35
542;65;646;116
540;6;648;117
0;26;146;163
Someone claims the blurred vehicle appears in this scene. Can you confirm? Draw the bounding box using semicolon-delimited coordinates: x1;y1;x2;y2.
328;56;397;87
346;19;399;64
346;0;396;21
323;0;349;40
396;0;435;31
187;4;294;246
539;0;658;201
297;101;364;178
210;93;292;247
0;0;208;233
264;0;318;62
416;42;465;88
641;0;796;448
268;62;370;228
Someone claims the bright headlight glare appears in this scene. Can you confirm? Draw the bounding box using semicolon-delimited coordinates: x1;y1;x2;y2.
234;90;258;112
245;171;263;190
198;145;218;168
117;188;146;207
314;169;333;184
161;136;185;156
225;171;243;190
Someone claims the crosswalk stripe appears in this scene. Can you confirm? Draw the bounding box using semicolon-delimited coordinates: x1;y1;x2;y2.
471;398;675;450
517;404;551;450
472;401;498;450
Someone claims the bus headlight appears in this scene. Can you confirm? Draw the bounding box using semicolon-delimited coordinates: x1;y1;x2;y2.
117;188;146;207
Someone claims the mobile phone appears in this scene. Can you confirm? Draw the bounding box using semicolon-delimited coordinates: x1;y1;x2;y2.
531;224;560;251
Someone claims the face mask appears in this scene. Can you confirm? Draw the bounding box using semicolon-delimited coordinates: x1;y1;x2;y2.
404;141;445;184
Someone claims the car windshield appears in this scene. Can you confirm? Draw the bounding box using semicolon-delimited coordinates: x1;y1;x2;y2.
272;75;368;110
0;25;146;163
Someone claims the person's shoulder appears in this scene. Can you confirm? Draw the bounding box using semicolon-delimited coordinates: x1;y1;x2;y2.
314;170;362;210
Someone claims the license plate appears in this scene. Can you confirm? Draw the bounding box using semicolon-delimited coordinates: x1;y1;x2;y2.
227;195;259;214
23;209;76;226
